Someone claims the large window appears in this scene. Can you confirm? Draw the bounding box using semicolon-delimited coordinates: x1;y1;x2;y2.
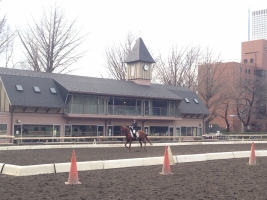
0;124;7;135
152;100;168;116
69;95;181;117
71;125;97;137
21;124;53;137
71;95;99;114
150;126;168;136
112;97;137;115
181;127;198;136
15;124;61;138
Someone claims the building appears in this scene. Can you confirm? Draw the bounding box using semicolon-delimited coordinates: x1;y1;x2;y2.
206;39;267;132
242;39;267;70
0;38;209;142
250;8;267;40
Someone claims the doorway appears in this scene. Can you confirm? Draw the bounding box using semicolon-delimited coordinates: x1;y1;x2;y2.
168;126;174;140
144;126;149;135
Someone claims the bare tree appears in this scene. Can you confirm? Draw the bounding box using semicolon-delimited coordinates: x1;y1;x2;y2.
220;100;231;132
233;71;267;132
153;45;201;91
17;5;87;73
197;48;230;131
103;32;138;80
0;13;15;68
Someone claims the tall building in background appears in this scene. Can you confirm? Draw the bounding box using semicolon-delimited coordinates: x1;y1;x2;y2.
199;39;267;133
250;8;267;40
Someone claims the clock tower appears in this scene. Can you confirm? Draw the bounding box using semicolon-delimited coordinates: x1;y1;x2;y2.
125;38;155;85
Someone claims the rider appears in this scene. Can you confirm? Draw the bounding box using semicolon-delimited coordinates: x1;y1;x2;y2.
131;118;138;140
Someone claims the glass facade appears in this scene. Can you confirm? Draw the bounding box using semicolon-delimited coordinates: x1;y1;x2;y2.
181;127;199;136
68;95;181;117
13;124;60;139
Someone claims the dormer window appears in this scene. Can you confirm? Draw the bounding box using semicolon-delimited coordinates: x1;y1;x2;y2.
184;98;190;103
193;99;199;104
50;88;57;94
16;85;23;91
33;86;40;93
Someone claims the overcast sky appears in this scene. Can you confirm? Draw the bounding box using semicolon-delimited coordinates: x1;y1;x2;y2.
1;0;267;78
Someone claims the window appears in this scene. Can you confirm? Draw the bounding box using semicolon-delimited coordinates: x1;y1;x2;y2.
0;124;7;135
193;99;199;104
33;86;40;93
250;58;254;63
239;67;242;73
245;69;247;73
248;69;251;74
184;98;190;103
50;88;57;94
244;59;247;63
16;85;23;91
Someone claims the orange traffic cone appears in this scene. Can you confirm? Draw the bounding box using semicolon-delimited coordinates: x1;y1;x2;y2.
65;150;81;184
249;142;256;165
160;146;172;175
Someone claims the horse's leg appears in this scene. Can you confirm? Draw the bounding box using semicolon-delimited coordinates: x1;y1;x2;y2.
125;139;130;152
143;138;147;151
138;139;142;152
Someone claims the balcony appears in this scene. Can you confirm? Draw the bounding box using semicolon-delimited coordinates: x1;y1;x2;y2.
69;103;181;117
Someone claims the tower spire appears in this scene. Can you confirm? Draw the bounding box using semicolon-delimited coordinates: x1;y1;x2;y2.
125;38;155;63
125;38;155;85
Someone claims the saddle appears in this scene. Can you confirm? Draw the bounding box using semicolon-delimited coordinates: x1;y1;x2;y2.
131;131;139;140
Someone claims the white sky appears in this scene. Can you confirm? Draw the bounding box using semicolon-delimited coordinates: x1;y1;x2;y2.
1;0;267;78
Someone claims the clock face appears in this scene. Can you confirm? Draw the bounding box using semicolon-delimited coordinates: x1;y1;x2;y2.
143;65;149;71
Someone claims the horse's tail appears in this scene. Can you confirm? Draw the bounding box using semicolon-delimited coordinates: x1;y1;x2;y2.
146;134;153;146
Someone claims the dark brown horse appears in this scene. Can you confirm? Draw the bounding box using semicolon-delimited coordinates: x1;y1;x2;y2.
120;126;152;152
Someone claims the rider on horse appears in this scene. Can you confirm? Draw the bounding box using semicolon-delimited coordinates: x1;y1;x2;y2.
131;118;138;140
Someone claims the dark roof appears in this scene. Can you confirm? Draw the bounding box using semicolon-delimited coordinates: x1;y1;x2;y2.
0;74;66;108
0;68;180;100
0;68;209;115
168;90;210;115
125;38;155;63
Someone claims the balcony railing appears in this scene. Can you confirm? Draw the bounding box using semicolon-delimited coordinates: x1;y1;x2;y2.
69;103;181;117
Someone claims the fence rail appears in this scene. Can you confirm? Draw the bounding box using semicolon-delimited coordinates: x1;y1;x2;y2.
226;134;267;140
12;135;202;145
3;134;267;146
0;135;15;145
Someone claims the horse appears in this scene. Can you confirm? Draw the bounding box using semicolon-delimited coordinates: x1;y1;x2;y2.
120;126;152;152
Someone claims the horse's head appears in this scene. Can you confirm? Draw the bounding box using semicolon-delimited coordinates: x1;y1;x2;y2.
120;126;125;135
121;126;130;135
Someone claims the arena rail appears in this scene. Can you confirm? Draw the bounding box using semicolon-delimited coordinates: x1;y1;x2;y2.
12;135;202;145
0;135;15;145
226;134;267;140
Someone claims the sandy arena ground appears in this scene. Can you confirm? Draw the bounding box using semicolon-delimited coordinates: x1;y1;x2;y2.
0;143;267;200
